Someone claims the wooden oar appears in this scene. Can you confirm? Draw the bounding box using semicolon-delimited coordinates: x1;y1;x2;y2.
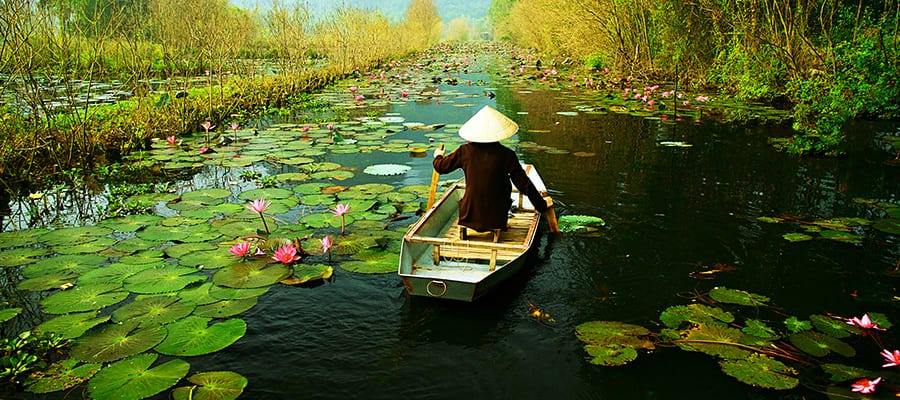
426;144;444;209
544;196;561;234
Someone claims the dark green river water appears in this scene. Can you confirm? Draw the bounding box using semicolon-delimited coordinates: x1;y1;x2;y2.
3;48;900;400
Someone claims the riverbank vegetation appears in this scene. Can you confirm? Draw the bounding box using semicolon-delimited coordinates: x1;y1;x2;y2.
0;0;443;200
489;0;900;155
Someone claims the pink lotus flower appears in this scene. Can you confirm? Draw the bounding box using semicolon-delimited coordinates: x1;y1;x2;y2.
246;197;271;214
400;90;408;98
882;349;900;368
331;203;351;217
320;235;333;260
332;203;351;235
851;377;881;394
166;136;177;145
327;124;334;131
199;146;211;154
272;245;300;264
355;94;364;102
349;86;358;93
847;313;885;330
300;125;310;132
230;123;240;131
246;197;272;234
229;241;251;258
695;95;709;102
201;121;215;132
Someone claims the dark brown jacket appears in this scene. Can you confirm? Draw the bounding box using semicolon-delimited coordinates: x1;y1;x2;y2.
433;142;548;231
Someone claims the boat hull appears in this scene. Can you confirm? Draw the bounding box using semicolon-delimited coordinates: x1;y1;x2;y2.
398;164;547;302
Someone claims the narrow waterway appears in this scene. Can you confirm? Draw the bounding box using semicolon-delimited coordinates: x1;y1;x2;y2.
3;46;900;400
192;68;899;398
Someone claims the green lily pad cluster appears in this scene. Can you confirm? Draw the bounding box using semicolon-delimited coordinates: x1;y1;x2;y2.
576;286;896;392
755;205;900;243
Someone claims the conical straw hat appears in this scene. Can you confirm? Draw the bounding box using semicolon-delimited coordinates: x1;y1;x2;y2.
458;105;519;143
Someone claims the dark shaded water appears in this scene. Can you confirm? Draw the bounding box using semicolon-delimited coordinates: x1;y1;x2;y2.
5;56;900;400
187;86;899;398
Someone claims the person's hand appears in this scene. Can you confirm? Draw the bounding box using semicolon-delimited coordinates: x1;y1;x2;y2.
433;147;445;158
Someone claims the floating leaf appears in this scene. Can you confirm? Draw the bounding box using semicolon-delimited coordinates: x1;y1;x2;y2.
172;371;248;400
165;242;217;258
193;298;258;318
178;249;235;269
79;263;157;285
873;218;900;235
0;247;51;267
782;232;813;242
865;312;892;330
118;250;166;265
39;226;113;246
339;249;399;274
155;316;247;357
809;314;855;338
208;285;268;300
741;319;779;339
111;296;196;326
35;312;111;339
124;266;206;294
659;304;734;328
718;354;799;390
363;163;411;176
575;321;653;350
99;214;164;232
783;316;812;333
42;283;128;314
818;230;862;244
18;272;79;291
820;363;878;383
282;264;333;285
72;320;167;362
708;287;769;306
788;331;855;357
0;307;22;323
25;359;101;394
756;217;784;224
88;353;189;400
677;321;751;359
212;260;291;288
558;215;606;233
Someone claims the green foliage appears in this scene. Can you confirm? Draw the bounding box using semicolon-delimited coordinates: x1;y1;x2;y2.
1;331;70;387
577;288;896;392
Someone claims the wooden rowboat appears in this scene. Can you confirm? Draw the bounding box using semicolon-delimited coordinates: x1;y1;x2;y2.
398;164;547;302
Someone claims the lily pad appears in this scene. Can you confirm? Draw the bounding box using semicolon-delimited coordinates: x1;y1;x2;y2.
212;261;291;288
339;249;400;274
558;215;606;233
677;321;752;359
99;215;164;232
718;354;799;390
25;359;101;394
708;287;770;306
155;316;247;356
782;232;813;242
282;264;333;285
18;272;79;291
362;163;412;176
88;353;189;400
873;218;900;234
193;298;258;318
111;296;196;326
172;371;248;400
41;283;129;314
79;263;157;285
659;303;735;328
123;266;206;294
72;320;167;362
39;226;113;246
788;331;856;357
35;311;111;339
0;307;22;323
0;247;51;267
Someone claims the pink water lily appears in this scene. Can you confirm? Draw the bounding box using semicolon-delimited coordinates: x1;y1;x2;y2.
245;197;272;234
166;135;177;145
851;377;881;394
272;245;301;264
847;313;885;330
327;123;334;131
882;349;900;368
332;203;351;235
349;86;358;93
320;235;333;261
201;121;215;144
229;241;251;258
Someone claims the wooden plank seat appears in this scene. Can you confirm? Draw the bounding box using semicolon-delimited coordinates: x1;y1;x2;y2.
405;211;535;271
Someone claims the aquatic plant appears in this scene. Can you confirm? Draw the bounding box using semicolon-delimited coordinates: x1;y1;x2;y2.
331;203;351;235
245;197;271;234
576;287;897;394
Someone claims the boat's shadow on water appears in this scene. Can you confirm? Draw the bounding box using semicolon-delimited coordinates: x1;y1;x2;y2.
394;233;551;346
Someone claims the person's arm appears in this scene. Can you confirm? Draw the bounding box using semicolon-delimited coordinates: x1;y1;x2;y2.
433;145;462;174
508;162;549;213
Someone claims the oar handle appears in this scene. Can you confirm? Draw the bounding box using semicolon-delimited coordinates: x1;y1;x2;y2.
426;144;444;209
